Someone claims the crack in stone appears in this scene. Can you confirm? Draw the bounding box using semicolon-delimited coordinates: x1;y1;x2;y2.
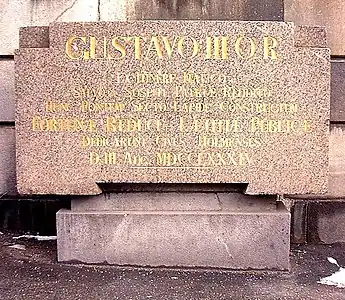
218;215;232;260
97;0;101;21
215;193;222;211
53;0;79;22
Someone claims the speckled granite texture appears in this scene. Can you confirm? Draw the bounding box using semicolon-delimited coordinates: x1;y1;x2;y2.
15;21;330;195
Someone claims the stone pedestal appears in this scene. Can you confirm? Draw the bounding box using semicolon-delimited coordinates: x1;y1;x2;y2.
57;193;290;270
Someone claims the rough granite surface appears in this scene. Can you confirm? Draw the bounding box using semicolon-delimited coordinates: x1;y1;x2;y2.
15;21;330;195
19;26;49;49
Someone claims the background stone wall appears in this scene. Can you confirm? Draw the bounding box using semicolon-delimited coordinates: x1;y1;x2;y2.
0;0;345;242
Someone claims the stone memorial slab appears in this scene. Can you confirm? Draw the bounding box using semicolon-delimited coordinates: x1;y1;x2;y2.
15;21;330;195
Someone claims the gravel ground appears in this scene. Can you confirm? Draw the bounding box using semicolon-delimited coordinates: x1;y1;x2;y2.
0;230;344;300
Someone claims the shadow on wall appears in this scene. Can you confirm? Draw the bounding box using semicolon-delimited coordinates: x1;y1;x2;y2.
133;0;283;20
0;183;247;235
0;199;70;235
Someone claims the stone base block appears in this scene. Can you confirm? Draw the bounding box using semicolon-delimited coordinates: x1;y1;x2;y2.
57;202;290;270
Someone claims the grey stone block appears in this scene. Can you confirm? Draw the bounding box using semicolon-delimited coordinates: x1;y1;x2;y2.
328;125;345;198
331;61;345;122
0;126;16;195
0;60;15;122
0;0;98;54
101;0;283;21
57;202;290;270
308;202;345;244
71;192;276;212
291;201;307;244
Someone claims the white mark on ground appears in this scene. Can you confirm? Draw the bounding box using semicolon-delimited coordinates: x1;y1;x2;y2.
13;235;57;241
9;244;26;250
318;257;345;288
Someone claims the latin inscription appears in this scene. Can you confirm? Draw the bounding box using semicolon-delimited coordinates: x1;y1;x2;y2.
29;67;314;169
27;31;314;170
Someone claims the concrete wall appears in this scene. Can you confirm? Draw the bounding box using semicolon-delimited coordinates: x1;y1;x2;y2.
0;0;345;243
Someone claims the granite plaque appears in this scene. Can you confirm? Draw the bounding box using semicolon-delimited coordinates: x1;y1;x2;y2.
15;21;330;195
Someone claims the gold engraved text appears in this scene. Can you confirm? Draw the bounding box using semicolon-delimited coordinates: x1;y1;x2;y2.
156;152;251;167
32;116;97;132
66;35;279;61
105;117;162;133
249;118;312;133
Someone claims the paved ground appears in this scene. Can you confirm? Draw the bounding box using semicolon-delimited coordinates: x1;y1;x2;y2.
0;231;344;300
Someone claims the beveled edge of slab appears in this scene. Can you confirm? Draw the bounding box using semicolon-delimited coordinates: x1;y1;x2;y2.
19;26;49;49
294;25;328;48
